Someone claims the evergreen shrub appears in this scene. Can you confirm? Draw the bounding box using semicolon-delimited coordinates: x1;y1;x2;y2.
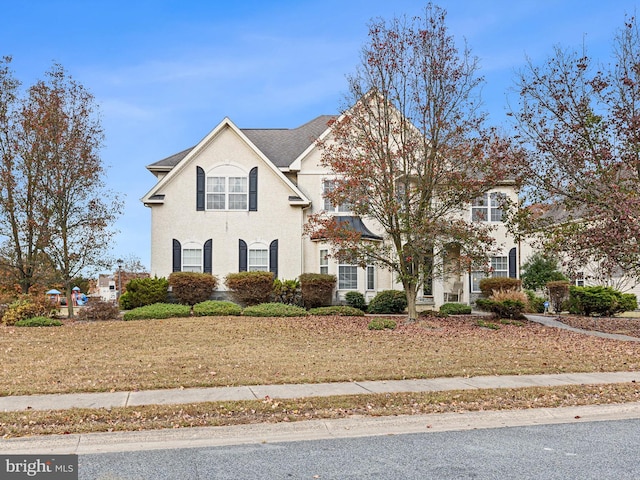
367;290;407;314
119;277;168;310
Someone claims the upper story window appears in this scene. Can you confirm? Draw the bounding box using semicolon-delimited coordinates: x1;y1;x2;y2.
205;165;248;211
323;179;351;213
472;192;505;222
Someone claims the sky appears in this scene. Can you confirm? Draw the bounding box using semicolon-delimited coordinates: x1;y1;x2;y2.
1;0;638;274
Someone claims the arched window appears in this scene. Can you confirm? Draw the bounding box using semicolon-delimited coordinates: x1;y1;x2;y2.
206;165;249;211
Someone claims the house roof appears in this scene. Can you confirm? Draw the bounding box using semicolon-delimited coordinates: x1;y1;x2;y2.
147;115;336;172
338;216;384;241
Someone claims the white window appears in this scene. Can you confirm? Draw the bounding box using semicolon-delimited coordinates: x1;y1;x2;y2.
366;264;375;290
248;247;269;272
320;249;329;275
338;265;358;290
183;248;202;272
323;179;350;213
471;256;509;292
206;165;248;211
472;192;505;222
574;272;585;287
491;256;508;277
471;271;487;293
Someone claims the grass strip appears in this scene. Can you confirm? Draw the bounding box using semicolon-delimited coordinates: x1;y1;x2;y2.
2;383;639;438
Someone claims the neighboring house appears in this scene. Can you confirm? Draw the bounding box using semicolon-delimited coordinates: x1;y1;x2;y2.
95;271;150;302
96;274;118;302
142;114;530;308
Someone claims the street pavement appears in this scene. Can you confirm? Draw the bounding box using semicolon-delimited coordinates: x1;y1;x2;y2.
1;314;639;454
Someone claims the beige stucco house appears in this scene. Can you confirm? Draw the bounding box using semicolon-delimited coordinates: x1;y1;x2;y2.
142;114;530;308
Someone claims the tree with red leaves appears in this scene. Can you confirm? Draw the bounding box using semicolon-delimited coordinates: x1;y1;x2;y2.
507;16;640;283
305;4;512;320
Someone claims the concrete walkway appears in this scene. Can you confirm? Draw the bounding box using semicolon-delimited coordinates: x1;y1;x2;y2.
525;314;640;342
1;371;639;413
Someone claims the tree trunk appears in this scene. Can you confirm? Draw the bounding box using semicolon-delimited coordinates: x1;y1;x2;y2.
405;284;418;323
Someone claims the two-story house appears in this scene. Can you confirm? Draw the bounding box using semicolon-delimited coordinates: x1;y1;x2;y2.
142;114;529;308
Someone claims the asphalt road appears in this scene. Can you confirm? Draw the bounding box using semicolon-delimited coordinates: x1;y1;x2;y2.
78;418;640;479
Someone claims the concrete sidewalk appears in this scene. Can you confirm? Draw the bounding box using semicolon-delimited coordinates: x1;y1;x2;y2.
1;371;638;413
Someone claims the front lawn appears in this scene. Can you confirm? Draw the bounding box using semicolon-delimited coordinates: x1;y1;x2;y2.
1;315;639;397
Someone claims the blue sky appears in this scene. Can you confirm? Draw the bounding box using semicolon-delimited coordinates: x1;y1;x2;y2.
1;0;638;273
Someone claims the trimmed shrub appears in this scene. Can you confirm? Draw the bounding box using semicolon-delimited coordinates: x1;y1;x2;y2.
76;300;121;321
225;272;275;306
418;309;448;319
273;278;302;306
569;286;638;317
439;303;472;315
242;302;308;317
299;273;336;308
344;291;367;311
119;277;168;310
546;280;570;313
476;290;529;320
367;290;407;314
2;295;57;326
15;316;63;327
478;277;522;297
308;305;365;316
367;318;397;330
524;290;546;313
169;272;218;306
193;300;242;316
475;298;526;320
123;303;192;321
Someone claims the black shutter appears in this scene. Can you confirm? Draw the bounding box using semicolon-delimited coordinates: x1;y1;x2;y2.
204;239;212;274
269;239;278;278
249;167;258;211
196;166;205;211
172;239;182;272
239;239;247;272
508;247;517;278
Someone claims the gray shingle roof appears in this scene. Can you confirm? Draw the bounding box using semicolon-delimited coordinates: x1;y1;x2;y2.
147;115;336;172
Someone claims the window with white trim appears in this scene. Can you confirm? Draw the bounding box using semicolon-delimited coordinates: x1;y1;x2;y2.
573;272;585;287
338;264;358;290
366;264;375;290
206;165;248;211
491;256;508;277
320;249;329;275
248;247;269;272
323;179;350;213
471;256;508;292
472;192;505;222
182;247;203;272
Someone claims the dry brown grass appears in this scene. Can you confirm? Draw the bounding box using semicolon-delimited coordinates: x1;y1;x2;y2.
1;315;639;397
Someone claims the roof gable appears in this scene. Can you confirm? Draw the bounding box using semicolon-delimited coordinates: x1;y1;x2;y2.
141;117;312;206
146;115;335;174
